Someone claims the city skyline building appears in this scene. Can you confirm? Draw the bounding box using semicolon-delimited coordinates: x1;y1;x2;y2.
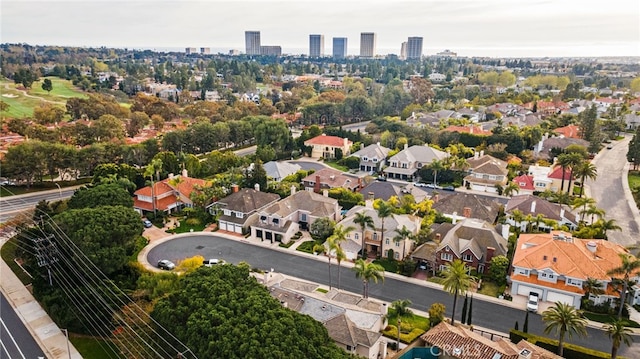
185;47;196;54
400;41;407;60
261;45;282;57
245;31;261;55
332;37;348;58
309;34;324;57
406;36;423;59
359;32;376;58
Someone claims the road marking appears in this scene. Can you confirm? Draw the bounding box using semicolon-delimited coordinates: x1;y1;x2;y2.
0;317;26;359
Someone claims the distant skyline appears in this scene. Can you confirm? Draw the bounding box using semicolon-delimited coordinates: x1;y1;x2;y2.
2;0;639;58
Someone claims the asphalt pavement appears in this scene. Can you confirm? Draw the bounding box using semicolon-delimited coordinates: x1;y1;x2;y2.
1;292;46;359
0;186;80;223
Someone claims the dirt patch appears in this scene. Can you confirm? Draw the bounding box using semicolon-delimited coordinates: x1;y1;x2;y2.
2;94;18;98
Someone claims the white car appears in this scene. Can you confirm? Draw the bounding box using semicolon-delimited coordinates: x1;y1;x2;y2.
527;292;539;312
203;258;224;267
157;259;175;270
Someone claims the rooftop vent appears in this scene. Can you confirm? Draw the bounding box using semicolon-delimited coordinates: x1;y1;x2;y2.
586;241;597;253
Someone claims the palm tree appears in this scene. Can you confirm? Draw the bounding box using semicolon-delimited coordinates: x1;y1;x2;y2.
376;201;394;257
511;209;525;231
441;259;476;325
354;212;375;259
389;299;413;351
533;214;545;232
502;182;520;197
607;253;640;319
582;204;605;225
565;153;584;195
541;302;587;357
144;158;163;216
604;320;633;359
556;154;572;193
393;225;412;260
328;224;354;290
429;159;447;187
582;277;604;301
595;218;622;240
353;259;385;298
574;161;597;197
572;197;596;223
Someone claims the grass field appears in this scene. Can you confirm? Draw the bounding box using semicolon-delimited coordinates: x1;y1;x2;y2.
628;171;640;190
70;335;121;359
0;77;86;119
30;77;88;100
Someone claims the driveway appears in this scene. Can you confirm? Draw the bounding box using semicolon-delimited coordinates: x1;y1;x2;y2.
288;160;329;172
588;136;640;247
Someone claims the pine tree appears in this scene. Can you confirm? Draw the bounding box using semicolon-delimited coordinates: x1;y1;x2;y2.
460;294;468;325
515;321;519;331
466;295;473;325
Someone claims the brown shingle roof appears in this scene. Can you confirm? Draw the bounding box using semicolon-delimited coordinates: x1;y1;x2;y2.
505;194;576;224
216;188;280;213
432;193;501;223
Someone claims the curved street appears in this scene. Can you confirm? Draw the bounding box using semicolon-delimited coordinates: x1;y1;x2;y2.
588;136;640;247
146;233;635;356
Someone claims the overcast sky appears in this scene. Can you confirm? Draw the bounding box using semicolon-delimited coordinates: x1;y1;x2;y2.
2;0;639;57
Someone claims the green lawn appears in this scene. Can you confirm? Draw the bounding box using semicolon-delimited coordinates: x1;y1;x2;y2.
382;310;430;344
628;171;640;190
324;161;349;172
0;77;85;119
70;335;121;359
30;77;88;99
477;281;501;297
0;237;33;285
373;258;399;273
167;221;206;234
296;240;319;254
583;312;640;328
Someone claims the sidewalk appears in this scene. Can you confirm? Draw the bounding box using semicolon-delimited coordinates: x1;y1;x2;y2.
0;237;82;359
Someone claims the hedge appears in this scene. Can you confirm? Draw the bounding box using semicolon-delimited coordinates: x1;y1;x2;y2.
509;330;612;359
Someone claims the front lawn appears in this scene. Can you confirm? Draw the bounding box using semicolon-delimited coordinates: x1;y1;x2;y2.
167;220;206;234
382;310;430;344
69;334;120;359
324;161;349;172
296;240;318;254
477;281;501;297
583;312;640;328
373;258;399;273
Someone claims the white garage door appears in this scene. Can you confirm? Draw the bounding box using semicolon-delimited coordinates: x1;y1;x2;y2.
219;221;228;231
517;285;543;297
234;224;243;233
547;291;575;306
471;184;486;192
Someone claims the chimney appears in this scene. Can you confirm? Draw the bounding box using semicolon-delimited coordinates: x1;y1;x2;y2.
486;247;496;266
404;143;408;150
463;207;471;218
474;151;479;160
560;208;565;218
232;184;239;193
181;169;188;178
168;173;175;179
452;212;458;224
291;185;296;196
343;137;348;148
530;201;536;213
480;150;484;157
381;302;388;316
368;191;375;200
323;189;329;197
357;177;362;189
435;233;441;242
377;142;380;146
360;143;365;150
501;223;510;239
314;175;321;193
254;183;260;192
365;199;374;209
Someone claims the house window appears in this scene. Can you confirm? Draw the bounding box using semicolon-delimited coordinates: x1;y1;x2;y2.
441;253;453;261
567;278;582;287
346;345;353;351
235;212;243;219
385;239;389;245
260;215;267;223
395;241;399;247
515;268;529;276
272;218;279;225
373;233;378;240
416;162;423;168
300;213;307;221
372;158;378;163
401;162;408;169
362;156;369;162
395;252;399;259
463;254;473;261
223;209;231;216
354;233;359;240
391;162;397;168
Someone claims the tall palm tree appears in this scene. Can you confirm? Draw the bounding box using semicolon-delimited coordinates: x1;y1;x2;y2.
393;225;412;260
354;212;375;259
533;214;546;232
328;224;354;290
502;182;520;197
389;299;413;352
574;161;597;197
595;218;622;240
607;253;640;319
428;159;447;187
582;277;604;301
511;209;525;231
556;153;572;193
441;259;476;325
572;197;596;223
376;201;394;257
353;259;385;298
565;153;584;195
582;204;605;225
144;158;163;216
541;302;587;357
604;319;633;359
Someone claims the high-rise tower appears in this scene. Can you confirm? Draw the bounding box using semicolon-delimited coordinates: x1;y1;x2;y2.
333;37;348;59
309;34;324;57
245;31;261;55
359;32;376;58
406;37;423;59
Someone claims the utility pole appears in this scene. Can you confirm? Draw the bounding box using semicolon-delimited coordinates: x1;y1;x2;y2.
62;328;71;359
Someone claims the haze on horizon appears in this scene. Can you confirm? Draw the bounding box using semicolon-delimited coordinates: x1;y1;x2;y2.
1;0;639;58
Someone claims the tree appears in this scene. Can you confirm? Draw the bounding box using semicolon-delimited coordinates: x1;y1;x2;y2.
428;160;446;187
488;255;509;286
41;78;53;93
502;182;520;197
310;217;335;242
604;320;633;359
376;201;394;256
427;303;445;328
33;103;65;124
441;259;475;325
328;224;354;290
353;212;374;259
389;299;413;350
460;294;468;325
572;197;596;223
392;225;412;260
541;302;587;357
144;158;163;216
523;310;529;333
582;204;605;225
595;218;622;240
608;253;640;318
127;111;150;137
582;277;604;301
67;183;133;209
353;259;384;298
574;161;597;197
466;294;473;325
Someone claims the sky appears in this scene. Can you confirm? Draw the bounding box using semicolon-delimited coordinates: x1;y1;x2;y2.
2;0;639;58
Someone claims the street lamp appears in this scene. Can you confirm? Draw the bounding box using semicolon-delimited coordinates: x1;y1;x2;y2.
54;183;62;198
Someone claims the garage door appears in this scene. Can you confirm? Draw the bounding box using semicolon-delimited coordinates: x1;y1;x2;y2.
234;224;243;233
547;291;575;306
517;285;543;297
471;184;486;192
219;222;228;231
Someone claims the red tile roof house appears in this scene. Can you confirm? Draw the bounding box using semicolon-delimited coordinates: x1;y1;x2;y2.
552;124;581;139
133;170;209;214
303;134;352;159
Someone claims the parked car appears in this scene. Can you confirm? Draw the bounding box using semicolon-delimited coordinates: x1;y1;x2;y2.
606;145;613;149
442;186;455;191
157;259;175;270
413;182;426;188
142;219;153;228
203;258;224;267
376;176;387;182
425;183;437;189
527;292;539;313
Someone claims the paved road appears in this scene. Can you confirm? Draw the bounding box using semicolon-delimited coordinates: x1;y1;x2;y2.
1;292;46;359
147;235;633;356
0;187;78;223
588;136;639;247
342;121;371;134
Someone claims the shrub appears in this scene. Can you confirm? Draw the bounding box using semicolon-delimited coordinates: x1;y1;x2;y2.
185;218;201;226
509;330;610;359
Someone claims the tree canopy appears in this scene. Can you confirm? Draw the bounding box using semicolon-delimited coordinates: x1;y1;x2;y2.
67;183;134;209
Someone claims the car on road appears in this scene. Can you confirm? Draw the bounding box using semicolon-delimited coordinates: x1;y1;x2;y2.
425;183;437;189
527;292;539;312
606;145;613;149
203;258;224;267
157;259;175;270
413;182;427;187
376;176;387;181
442;186;455;191
142;219;153;228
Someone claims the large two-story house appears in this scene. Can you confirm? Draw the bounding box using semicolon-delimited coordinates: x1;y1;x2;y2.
383;144;448;181
505;195;578;231
133;170;208;214
304;134;352;159
510;231;640;309
463;153;508;194
302;168;361;192
434;218;508;273
251;189;341;244
350;143;390;173
210;186;280;234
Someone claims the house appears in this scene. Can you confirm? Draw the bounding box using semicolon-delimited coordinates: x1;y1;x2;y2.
210;186;280;234
420;322;562;359
133;170;208;214
263;161;301;182
405;112;439;128
510;231;640;309
553;124;581;139
533;136;590;159
383;144;448;181
441;125;492;136
339;203;421;260
350;142;390;173
463;154;508;193
301;168;361;192
251;189;341;244
434;218;508;273
304;134;352;159
546;165;576;193
512;164;553;194
624;113;640;129
431;192;503;224
505;195;578;231
359;182;430;203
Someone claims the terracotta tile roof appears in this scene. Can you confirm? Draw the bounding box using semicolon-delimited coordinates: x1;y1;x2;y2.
513;174;535;191
304;134;351;147
512;231;634;281
134;181;174;197
546;165;573;180
553;124;581;139
133;195;178;211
